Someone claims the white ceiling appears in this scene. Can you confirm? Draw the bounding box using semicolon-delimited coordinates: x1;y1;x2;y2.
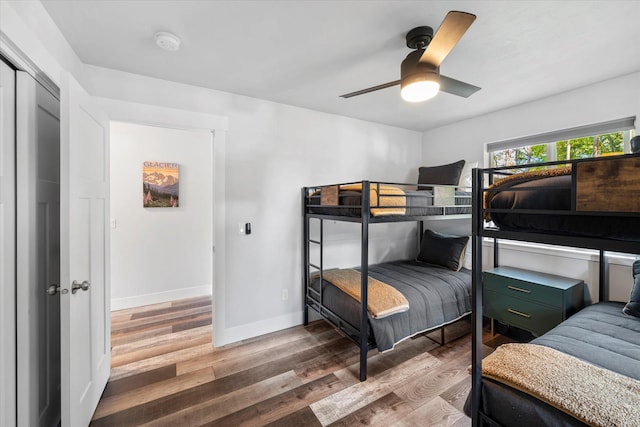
40;0;640;132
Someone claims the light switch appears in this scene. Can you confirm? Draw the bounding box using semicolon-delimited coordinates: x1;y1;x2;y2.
238;222;252;236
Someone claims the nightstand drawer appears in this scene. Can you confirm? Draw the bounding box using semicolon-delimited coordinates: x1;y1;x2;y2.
485;290;563;336
485;275;562;307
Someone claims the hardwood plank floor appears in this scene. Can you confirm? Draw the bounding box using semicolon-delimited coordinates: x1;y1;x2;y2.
92;296;482;426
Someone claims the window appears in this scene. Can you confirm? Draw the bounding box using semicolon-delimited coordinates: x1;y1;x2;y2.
488;117;636;168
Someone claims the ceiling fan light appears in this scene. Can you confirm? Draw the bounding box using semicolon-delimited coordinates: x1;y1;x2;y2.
401;79;440;103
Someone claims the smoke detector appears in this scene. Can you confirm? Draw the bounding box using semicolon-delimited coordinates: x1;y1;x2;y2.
155;32;181;52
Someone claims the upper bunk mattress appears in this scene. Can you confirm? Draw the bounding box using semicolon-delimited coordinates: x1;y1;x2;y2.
487;174;640;241
308;188;471;218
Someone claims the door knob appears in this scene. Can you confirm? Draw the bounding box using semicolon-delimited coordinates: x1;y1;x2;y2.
71;280;90;294
46;284;68;295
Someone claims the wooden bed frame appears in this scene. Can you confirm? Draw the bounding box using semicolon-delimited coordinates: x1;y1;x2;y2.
470;153;640;426
302;180;471;381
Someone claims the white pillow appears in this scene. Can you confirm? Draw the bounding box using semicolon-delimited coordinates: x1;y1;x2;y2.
458;161;479;189
463;238;473;270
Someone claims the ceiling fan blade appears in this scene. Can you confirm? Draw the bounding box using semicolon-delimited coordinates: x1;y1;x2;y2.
340;80;401;98
439;74;481;98
419;11;476;66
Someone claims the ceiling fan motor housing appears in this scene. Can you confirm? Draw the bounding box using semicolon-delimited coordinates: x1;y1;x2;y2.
406;26;434;49
401;49;439;87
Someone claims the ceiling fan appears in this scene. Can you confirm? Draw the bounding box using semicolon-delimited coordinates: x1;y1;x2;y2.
340;11;480;103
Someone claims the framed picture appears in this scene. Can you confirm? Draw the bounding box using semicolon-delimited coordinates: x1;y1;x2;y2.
143;162;179;207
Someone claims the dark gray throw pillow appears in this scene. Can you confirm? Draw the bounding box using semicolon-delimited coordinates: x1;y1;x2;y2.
417;229;469;271
623;260;640;318
418;160;466;190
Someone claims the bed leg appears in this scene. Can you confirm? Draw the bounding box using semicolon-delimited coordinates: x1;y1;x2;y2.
424;326;447;346
303;304;309;326
359;348;367;382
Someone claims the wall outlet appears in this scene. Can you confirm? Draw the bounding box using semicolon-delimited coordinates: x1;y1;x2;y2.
282;289;288;301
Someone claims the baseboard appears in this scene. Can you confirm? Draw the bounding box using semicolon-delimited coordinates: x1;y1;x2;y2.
111;285;212;311
214;311;304;347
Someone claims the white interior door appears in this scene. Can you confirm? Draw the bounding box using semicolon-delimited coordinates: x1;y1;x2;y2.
60;72;110;427
16;71;61;427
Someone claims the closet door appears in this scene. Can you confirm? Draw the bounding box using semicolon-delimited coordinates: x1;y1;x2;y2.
0;58;17;427
16;70;61;427
60;71;110;427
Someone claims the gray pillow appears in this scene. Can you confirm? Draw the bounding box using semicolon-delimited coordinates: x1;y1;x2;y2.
418;160;466;190
417;229;469;271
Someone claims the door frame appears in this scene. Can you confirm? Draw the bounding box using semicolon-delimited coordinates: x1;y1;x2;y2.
96;98;228;346
0;55;17;427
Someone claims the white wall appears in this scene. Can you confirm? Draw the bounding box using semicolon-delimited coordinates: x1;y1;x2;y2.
421;71;640;167
3;0;425;346
110;122;213;309
421;71;640;298
2;0;426;345
84;67;423;341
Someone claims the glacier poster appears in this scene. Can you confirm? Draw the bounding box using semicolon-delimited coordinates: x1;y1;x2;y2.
143;161;180;207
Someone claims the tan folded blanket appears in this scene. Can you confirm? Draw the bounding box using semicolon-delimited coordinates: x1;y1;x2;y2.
339;183;406;216
482;343;640;426
483;166;572;220
321;269;409;319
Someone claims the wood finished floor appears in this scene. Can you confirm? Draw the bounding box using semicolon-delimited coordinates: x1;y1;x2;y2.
91;296;498;427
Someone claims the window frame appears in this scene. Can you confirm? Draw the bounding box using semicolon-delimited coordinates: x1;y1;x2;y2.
487;117;636;167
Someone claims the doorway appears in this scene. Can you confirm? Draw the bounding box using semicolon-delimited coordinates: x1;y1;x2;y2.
109;122;213;310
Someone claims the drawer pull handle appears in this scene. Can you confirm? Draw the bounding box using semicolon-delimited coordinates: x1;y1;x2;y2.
507;285;531;294
507;308;531;318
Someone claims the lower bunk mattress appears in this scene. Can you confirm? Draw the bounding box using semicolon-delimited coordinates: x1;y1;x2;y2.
308;260;472;352
468;302;640;426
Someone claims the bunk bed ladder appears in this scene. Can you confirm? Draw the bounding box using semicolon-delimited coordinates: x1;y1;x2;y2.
303;188;324;325
304;229;324;322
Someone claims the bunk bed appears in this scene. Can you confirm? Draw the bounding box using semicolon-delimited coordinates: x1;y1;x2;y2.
468;153;640;427
302;177;473;381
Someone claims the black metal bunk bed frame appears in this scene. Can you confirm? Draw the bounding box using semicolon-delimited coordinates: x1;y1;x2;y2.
302;180;470;381
470;154;640;427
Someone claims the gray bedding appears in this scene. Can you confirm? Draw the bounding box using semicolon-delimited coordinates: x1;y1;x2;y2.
487;175;640;241
472;302;640;426
309;260;472;352
533;302;640;379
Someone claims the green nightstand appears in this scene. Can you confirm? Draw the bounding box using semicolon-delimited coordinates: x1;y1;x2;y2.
484;266;584;337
